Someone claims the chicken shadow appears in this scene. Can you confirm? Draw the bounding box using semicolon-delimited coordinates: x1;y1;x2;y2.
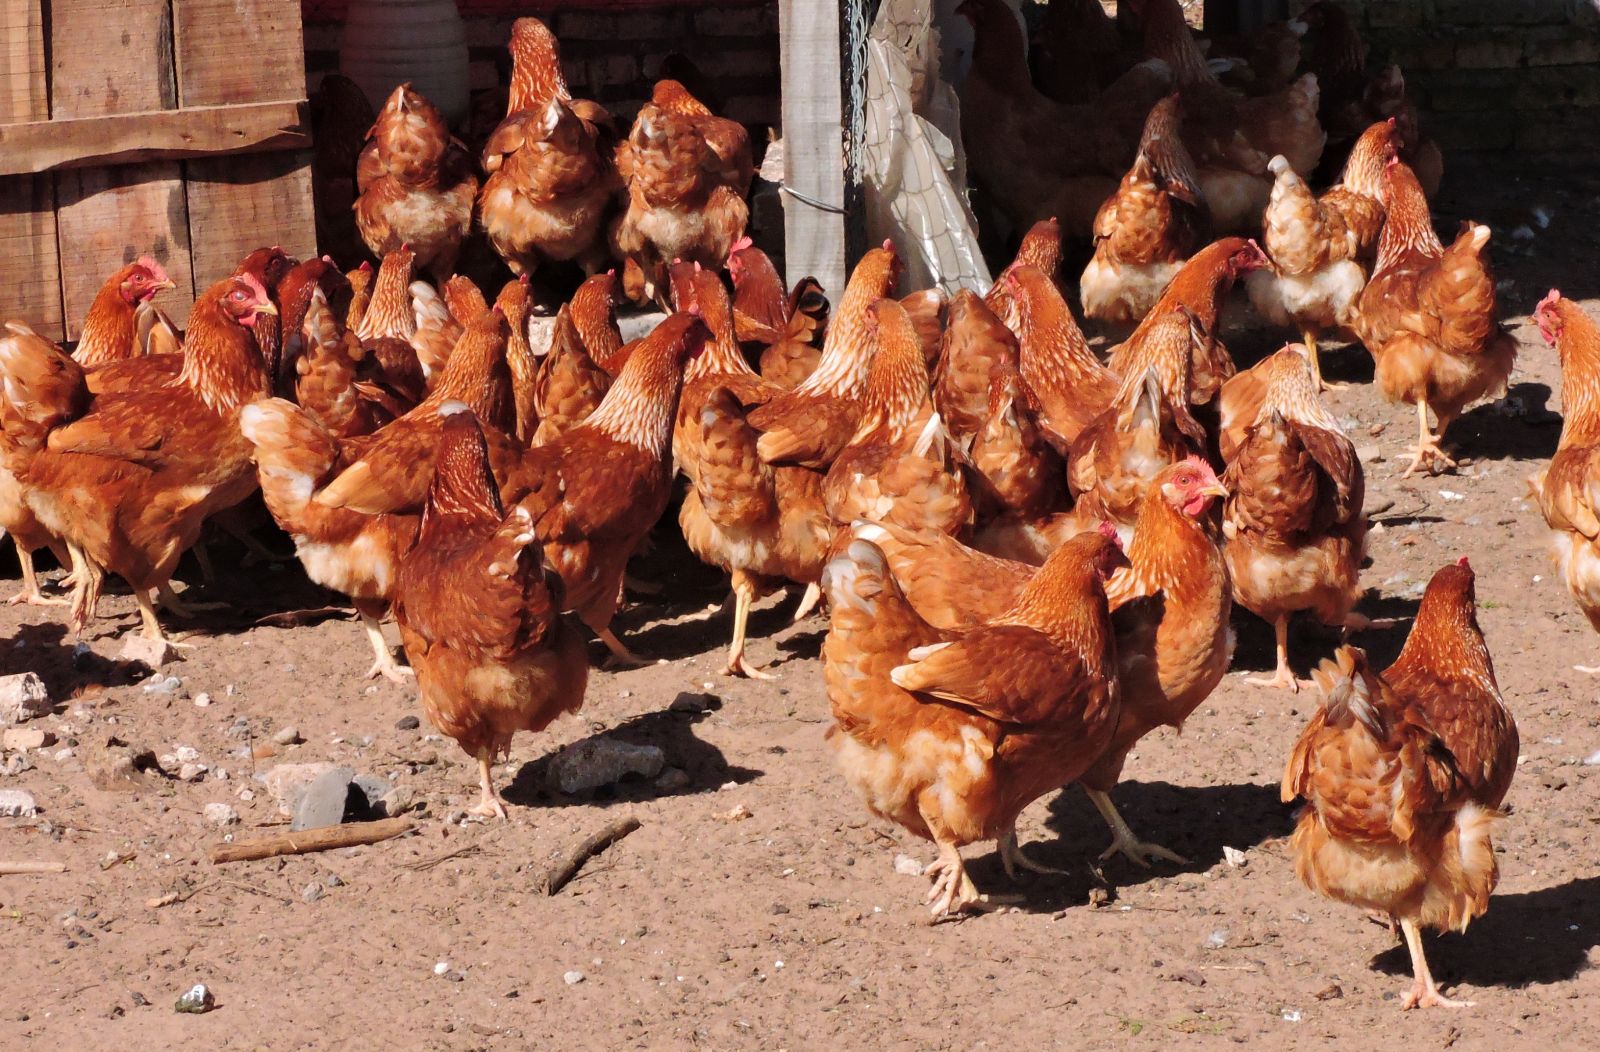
1228;595;1418;681
616;592;808;666
502;704;763;809
1450;382;1560;465
2;620;153;707
1368;874;1600;990
957;780;1290;912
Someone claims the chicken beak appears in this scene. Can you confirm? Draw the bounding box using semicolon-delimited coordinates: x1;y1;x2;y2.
254;302;280;317
1201;481;1229;500
154;279;177;292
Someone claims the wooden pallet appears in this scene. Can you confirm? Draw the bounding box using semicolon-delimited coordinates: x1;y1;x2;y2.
0;0;315;341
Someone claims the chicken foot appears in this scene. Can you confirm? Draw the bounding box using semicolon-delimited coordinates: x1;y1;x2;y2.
1247;615;1306;692
156;583;228;617
723;574;775;680
7;542;68;606
1304;331;1348;392
133;589;195;647
1401;401;1457;479
1086;787;1189;867
597;627;649;668
361;612;414;682
465;755;510;821
67;557;105;638
998;829;1067;878
924;840;982;917
1399;919;1474;1010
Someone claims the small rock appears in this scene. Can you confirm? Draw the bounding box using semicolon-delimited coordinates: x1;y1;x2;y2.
202;803;238;827
130;992;149;1007
121;636;181;670
1221;846;1247;868
0;788;38;817
237;788;254;802
547;738;665;795
173;985;214;1014
1087;886;1113;908
2;727;51;751
395;715;420;731
141;675;183;696
1204;929;1229;949
324;873;343;888
893;854;924;876
1168;969;1206;987
290;766;357;831
352;773;411;818
719;804;753;822
1314;983;1344;1001
263;763;342;816
1355;444;1383;464
88;737;158;791
1;753;33;776
225;718;253;740
562;970;585;986
1281;1009;1302;1023
174;746;201;763
1438;489;1465;502
652;767;690;793
272;726;302;747
193;693;211;708
669;692;716;714
433;961;451;976
301;882;324;904
1582;749;1600;767
178;763;207;783
0;672;51;725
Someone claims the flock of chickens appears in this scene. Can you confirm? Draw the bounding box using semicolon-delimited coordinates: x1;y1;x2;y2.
0;0;1594;1016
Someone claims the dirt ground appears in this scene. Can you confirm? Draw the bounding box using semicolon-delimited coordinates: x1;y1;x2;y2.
4;155;1600;1050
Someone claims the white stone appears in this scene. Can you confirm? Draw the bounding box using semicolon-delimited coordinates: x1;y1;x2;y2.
203;803;239;827
0;789;38;817
0;673;50;725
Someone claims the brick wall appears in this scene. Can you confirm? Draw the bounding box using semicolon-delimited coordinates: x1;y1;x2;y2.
1293;0;1600;159
306;1;780;130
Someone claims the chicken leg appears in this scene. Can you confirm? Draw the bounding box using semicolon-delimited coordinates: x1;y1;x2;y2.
924;839;981;917
1402;401;1457;479
465;754;509;821
724;571;774;679
361;611;414;682
1086;787;1189;867
598;627;648;667
1304;330;1347;392
67;557;104;638
1399;919;1474;1010
998;828;1067;878
7;543;67;606
156;583;228;617
792;581;823;622
1247;615;1301;691
133;589;194;647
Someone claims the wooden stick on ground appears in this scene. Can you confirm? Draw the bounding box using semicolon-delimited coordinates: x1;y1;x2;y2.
0;861;66;875
541;816;641;896
209;817;415;865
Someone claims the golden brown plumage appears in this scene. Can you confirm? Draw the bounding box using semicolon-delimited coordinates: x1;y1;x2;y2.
823;528;1126;916
394;408;588;819
1356;159;1515;477
1001;264;1118;453
1529;291;1600;672
480;19;617;280
1283;559;1517;1009
1221;345;1366;690
73;258;177;368
355;84;478;282
1081;95;1208;326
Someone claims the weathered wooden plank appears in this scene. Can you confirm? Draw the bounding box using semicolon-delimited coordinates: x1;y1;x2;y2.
51;0;192;338
186;151;316;290
0;0;61;337
173;0;305;107
778;0;849;298
174;0;314;288
0;102;311;177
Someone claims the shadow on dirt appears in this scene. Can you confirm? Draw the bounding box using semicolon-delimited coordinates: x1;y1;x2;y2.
504;703;763;809
1369;874;1600;990
950;780;1290;913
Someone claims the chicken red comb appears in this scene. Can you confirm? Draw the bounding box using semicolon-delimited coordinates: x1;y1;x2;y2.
358;261;373;272
1537;288;1562;313
136;256;170;284
1456;556;1470;569
730;235;754;255
1096;520;1120;544
881;239;894;253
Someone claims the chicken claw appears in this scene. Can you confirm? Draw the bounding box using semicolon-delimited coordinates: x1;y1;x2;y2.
8;587;68;607
465;757;509;821
924;842;982;917
998;830;1067;878
1399;919;1474;1010
156;584;227;617
1401;402;1456;478
1246;667;1302;692
362;614;413;681
1087;788;1189;867
598;628;648;668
